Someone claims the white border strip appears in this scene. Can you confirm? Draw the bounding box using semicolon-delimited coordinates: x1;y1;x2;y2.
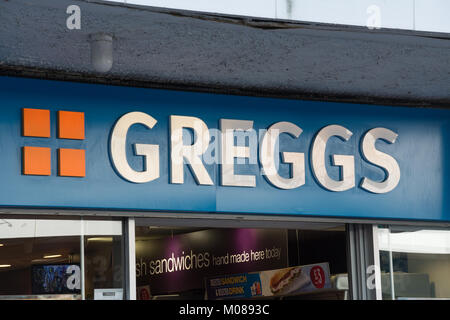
127;218;136;300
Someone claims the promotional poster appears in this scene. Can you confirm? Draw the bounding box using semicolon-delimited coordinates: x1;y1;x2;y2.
136;228;288;295
205;263;331;300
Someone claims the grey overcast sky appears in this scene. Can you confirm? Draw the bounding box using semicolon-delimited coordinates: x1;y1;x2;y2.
109;0;450;33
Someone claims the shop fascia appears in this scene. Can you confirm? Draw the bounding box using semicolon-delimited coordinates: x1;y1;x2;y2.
110;112;400;194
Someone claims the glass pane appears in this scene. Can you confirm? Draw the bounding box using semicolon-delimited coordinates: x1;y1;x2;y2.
134;223;349;300
377;226;450;300
0;216;124;300
0;217;82;299
84;220;124;300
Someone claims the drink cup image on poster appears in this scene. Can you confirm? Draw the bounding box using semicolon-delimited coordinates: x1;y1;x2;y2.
137;285;151;300
259;263;331;296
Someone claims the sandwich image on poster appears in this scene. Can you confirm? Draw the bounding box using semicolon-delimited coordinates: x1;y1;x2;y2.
205;263;331;299
267;266;310;295
259;263;331;297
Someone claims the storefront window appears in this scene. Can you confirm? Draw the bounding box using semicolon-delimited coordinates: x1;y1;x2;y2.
0;216;124;300
134;222;348;300
377;226;450;299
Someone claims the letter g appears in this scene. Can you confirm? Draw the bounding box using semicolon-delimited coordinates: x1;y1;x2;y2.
110;111;160;183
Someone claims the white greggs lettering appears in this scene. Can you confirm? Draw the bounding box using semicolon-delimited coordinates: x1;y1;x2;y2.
110;112;400;194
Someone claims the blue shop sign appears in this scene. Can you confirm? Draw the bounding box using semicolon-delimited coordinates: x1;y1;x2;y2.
0;76;449;222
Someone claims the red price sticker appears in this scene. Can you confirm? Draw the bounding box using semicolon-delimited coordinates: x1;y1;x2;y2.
310;266;326;288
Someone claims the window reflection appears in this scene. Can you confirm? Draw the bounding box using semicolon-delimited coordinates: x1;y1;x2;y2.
378;226;450;299
0;216;124;300
85;236;124;300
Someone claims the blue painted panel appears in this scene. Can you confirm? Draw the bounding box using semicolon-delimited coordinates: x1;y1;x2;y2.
0;76;449;221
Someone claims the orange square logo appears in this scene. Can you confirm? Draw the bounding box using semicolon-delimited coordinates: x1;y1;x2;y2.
23;146;51;175
58;148;85;177
58;111;85;140
23;108;50;138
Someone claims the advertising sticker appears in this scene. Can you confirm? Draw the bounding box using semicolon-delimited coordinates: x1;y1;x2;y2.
205;262;331;300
